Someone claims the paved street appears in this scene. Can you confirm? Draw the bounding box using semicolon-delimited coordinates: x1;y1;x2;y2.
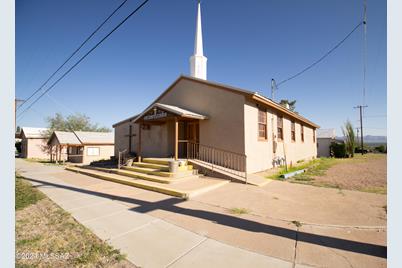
16;159;386;267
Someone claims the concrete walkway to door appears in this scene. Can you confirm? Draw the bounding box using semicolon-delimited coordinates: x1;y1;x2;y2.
16;159;295;268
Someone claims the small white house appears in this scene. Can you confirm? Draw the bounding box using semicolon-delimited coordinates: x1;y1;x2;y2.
317;129;339;157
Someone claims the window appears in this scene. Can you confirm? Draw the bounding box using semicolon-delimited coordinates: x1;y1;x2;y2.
313;129;316;143
301;125;304;142
291;121;296;142
277;116;283;140
258;108;267;140
68;147;73;154
87;147;100;156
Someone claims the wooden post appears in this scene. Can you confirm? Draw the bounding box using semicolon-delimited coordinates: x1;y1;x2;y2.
174;117;178;161
138;123;142;162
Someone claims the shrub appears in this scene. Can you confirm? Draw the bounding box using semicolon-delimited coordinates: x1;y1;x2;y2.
330;142;347;158
375;145;387;153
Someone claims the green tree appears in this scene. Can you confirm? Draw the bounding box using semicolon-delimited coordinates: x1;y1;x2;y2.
46;113;111;133
342;120;356;157
279;99;297;112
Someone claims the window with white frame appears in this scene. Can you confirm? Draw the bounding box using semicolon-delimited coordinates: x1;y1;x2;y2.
87;147;100;156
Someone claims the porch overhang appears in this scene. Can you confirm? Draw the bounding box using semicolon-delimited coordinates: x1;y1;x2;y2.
133;103;208;123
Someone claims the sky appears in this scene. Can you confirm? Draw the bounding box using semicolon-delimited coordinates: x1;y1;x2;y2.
16;0;387;136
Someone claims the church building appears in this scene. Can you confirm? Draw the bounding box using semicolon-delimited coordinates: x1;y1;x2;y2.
113;1;319;177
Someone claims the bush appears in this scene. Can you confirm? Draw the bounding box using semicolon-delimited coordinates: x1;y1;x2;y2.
330;142;347;158
15;141;22;153
375;145;387;153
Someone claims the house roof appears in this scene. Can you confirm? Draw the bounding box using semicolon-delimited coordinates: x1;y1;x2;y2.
317;128;336;139
134;103;207;123
113;75;320;129
74;131;114;145
48;131;81;145
112;114;139;128
21;127;49;138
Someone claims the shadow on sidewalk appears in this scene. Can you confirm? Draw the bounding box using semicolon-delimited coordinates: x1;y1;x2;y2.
25;177;387;259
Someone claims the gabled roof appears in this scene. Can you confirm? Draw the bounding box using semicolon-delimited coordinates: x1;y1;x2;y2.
134;103;207;123
21;127;49;138
113;75;320;129
48;131;81;145
317;129;336;139
74;131;114;145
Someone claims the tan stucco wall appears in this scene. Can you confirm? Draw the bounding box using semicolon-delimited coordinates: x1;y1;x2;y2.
157;79;246;154
114;79;246;158
244;101;317;173
82;145;114;164
21;138;49;159
114;122;140;157
113;78;317;173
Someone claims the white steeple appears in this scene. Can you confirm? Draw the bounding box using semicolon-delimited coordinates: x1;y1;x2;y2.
190;0;207;80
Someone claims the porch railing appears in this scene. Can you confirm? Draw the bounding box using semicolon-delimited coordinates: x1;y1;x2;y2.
118;149;128;169
186;141;247;183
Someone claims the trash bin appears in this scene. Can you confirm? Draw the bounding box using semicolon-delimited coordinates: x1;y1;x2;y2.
168;160;179;173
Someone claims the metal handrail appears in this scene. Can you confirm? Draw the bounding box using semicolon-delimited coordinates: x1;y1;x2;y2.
186;141;247;183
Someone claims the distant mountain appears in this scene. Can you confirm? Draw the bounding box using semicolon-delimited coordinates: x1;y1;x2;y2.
336;135;387;144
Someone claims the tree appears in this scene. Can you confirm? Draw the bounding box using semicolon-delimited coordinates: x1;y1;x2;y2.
46;113;111;133
342;120;356;157
279;99;297;112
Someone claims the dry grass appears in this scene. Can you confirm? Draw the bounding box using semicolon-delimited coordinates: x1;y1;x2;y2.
228;207;250;215
268;154;387;194
16;175;135;268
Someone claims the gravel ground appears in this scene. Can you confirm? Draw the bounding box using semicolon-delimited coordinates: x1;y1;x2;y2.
311;154;387;193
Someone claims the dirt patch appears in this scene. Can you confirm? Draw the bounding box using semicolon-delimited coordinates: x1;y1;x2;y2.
16;198;135;267
296;154;387;193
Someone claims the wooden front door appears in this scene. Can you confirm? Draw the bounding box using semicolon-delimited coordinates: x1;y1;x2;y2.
178;121;199;158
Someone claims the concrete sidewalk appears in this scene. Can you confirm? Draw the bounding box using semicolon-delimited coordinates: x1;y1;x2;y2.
16;159;296;268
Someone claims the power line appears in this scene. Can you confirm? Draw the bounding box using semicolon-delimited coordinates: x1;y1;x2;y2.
275;20;364;88
362;0;367;105
17;0;151;120
17;0;129;111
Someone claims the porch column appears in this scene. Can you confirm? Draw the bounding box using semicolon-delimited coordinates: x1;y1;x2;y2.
174;117;178;161
138;123;142;162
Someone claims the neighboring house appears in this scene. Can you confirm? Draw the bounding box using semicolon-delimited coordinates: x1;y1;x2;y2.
19;127;50;159
47;131;114;164
317;129;341;157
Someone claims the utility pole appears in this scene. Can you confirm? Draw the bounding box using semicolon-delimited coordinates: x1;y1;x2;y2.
354;105;368;155
355;127;360;143
14;99;24;132
271;78;277;101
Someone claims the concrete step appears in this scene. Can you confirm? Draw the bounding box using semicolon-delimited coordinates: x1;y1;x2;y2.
132;161;193;172
65;166;230;199
122;166;195;178
143;158;175;165
80;165;194;184
66;166;189;198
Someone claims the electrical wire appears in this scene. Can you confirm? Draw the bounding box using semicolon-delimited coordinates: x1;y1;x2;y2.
276;21;364;87
17;0;151;120
17;0;129;111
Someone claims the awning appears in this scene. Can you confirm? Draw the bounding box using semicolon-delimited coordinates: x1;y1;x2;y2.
133;103;208;123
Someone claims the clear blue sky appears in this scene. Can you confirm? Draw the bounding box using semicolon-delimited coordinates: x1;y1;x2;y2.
16;0;386;136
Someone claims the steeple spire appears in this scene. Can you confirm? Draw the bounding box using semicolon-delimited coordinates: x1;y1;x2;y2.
190;0;207;80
